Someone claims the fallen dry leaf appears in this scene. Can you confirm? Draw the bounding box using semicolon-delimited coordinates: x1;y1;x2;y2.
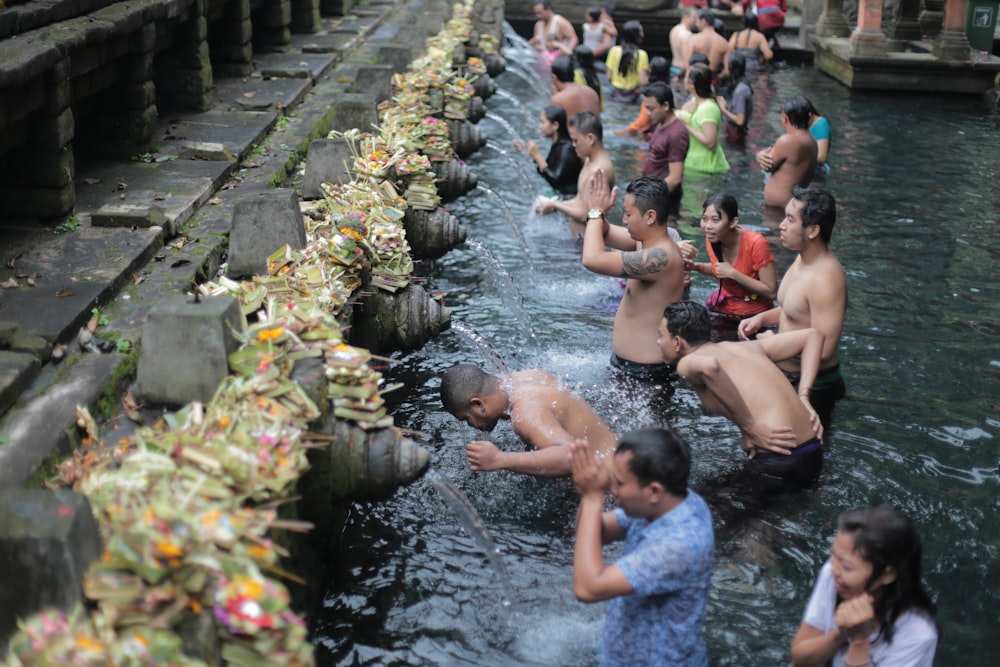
82;178;100;186
51;343;68;361
2;278;19;289
133;274;145;286
55;289;74;297
153;195;164;201
26;277;36;287
209;197;223;205
243;91;257;98
168;237;188;249
87;317;99;333
122;390;142;412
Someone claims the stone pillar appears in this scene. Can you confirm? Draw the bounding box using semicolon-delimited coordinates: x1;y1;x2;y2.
113;24;159;145
290;0;322;34
802;0;827;48
210;0;254;77
920;0;946;36
817;0;853;38
850;0;890;54
156;0;213;110
933;0;972;59
253;0;293;53
320;0;356;17
0;59;76;219
889;0;926;42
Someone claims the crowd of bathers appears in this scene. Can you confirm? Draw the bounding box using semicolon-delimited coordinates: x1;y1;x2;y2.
438;3;939;665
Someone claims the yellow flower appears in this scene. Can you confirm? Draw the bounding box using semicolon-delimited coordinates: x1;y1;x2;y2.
257;327;284;342
74;634;103;652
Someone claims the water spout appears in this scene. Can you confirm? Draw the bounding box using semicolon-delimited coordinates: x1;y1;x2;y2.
484;141;535;192
425;468;516;612
450;319;511;376
465;237;538;351
475;183;535;273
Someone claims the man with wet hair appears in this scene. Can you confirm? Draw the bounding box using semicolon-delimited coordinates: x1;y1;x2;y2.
535;111;614;235
684;9;730;74
756;96;818;208
639;81;688;221
548;55;601;121
569;426;714;666
738;186;846;434
659;300;826;487
580;171;686;381
440;364;617;477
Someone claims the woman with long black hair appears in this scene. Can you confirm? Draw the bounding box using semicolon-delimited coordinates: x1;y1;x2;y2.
603;20;649;104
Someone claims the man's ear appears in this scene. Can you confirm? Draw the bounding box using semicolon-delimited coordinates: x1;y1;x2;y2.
469;397;486;413
805;223;822;241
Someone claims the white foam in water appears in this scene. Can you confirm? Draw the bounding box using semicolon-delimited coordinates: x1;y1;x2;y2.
508;613;604;666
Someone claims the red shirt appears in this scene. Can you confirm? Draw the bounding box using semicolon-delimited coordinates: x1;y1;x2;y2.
705;227;774;317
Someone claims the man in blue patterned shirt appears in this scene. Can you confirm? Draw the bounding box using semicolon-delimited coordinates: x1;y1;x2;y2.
569;427;714;666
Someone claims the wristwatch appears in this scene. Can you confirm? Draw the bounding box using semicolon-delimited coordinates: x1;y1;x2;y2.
587;209;605;220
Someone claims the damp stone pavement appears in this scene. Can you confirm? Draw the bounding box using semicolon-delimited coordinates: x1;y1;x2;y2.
0;0;456;491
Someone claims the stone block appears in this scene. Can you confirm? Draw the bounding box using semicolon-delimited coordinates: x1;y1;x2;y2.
177;142;236;162
0;184;75;218
227;189;308;277
331;93;378;133
91;203;168;228
301;136;359;200
134;295;245;407
0;490;102;647
0;350;40;416
354;65;393;104
14;148;74;190
28;108;75;152
377;45;413;73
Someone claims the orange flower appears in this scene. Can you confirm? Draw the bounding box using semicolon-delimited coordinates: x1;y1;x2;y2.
74;634;103;652
155;540;183;558
257;327;284;343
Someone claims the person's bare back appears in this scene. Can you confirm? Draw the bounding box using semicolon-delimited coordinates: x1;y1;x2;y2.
687;29;730;73
761;129;817;207
681;341;816;456
509;370;617;457
550;84;601;122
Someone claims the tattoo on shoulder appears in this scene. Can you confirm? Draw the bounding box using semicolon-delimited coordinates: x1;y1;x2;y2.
621;248;669;278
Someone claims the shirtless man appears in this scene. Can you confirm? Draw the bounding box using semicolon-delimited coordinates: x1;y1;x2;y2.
684;9;730;75
582;171;686;379
756;96;818;208
529;1;578;63
738;186;846;433
659;300;826;487
669;7;698;84
548;55;601;121
535;111;614;235
440;364;617;477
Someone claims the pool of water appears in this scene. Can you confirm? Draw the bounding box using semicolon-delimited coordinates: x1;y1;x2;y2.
313;33;1000;666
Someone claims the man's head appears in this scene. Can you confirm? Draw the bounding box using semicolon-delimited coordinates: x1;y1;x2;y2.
569;111;603;157
440;364;506;431
640;81;675;127
783;186;837;247
611;427;691;517
697;9;715;31
782;95;812;130
533;1;554;21
624;176;671;229
658;300;712;364
550;55;575;86
681;6;699;29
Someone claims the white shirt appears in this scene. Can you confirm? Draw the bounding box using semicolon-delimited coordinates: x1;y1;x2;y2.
802;561;938;667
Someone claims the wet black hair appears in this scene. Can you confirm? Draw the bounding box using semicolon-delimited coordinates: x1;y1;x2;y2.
648;55;671;83
625;176;671;225
551;55;575;83
616;20;644;79
697;8;715;25
640;81;674;110
791;186;837;244
722;52;750;100
687;63;714;99
440;364;500;414
587;6;601;22
783;95;812;130
702;193;739;221
616;427;691;496
573;45;603;106
741;12;760;31
663;300;712;345
569;110;603;142
542;104;570;141
836;505;937;644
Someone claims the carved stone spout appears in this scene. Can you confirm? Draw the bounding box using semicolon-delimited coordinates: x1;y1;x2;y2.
404;207;468;260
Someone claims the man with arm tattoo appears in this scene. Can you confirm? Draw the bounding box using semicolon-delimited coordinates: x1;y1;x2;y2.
582;171;686;381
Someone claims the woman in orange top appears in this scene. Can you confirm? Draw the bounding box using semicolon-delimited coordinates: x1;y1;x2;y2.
686;193;777;339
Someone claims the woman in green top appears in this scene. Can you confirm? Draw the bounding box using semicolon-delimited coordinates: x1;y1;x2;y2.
677;64;730;174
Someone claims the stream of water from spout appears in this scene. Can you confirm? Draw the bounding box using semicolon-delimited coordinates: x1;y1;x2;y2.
475;183;535;272
465;237;538;352
484;141;534;192
484;111;524;144
449;318;511;375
